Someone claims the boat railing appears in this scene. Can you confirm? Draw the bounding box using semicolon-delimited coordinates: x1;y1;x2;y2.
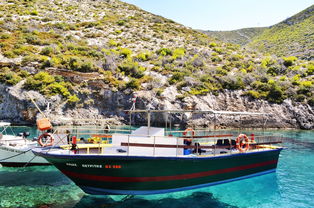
121;134;282;157
53;130;283;157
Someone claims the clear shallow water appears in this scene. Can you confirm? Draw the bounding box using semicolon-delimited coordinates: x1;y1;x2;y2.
0;128;313;208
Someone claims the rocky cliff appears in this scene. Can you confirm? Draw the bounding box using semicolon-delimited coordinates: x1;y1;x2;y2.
1;83;313;129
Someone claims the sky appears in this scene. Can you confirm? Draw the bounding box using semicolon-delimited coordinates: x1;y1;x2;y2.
121;0;314;31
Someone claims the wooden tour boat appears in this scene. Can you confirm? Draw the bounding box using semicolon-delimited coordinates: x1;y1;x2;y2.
32;110;283;195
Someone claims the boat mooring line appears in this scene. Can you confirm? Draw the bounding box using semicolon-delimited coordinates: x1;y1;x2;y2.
0;148;32;162
23;154;38;167
0;147;42;167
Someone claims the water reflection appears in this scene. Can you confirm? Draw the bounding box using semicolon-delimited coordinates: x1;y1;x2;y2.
0;166;71;186
73;173;279;208
205;173;280;208
74;192;238;208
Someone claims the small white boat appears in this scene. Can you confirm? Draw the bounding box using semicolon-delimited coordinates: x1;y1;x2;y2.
0;122;50;167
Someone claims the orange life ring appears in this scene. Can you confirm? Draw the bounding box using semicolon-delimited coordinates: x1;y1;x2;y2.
38;132;54;147
183;128;195;136
236;134;250;152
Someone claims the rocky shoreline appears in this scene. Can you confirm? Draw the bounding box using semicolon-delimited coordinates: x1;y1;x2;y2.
0;83;313;130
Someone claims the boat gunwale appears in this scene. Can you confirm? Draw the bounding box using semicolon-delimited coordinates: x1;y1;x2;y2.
32;147;283;161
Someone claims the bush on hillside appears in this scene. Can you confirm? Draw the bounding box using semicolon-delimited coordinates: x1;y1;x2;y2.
157;48;172;56
266;80;286;103
119;48;133;58
126;78;141;90
168;72;186;84
283;56;297;67
118;61;145;78
0;71;22;85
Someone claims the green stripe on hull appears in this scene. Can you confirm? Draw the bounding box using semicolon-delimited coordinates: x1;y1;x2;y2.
44;149;281;193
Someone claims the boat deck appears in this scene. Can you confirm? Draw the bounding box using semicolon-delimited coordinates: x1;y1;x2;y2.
43;126;283;158
42;142;281;158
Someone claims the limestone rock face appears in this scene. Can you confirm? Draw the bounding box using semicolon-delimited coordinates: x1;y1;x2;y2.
0;84;313;129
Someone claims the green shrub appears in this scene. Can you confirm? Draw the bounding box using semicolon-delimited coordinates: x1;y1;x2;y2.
244;90;261;99
115;30;122;34
135;52;151;62
0;72;22;85
209;42;217;48
19;70;30;78
23;72;76;99
46;56;62;68
211;55;222;63
66;56;97;72
172;48;185;59
215;67;228;76
228;54;244;62
157;48;172;56
0;33;10;39
213;47;222;54
24;33;40;45
43;82;71;97
40;46;54;56
266;82;286;103
297;84;312;97
291;75;301;85
266;66;281;76
221;76;245;90
251;81;270;92
126;78;141;90
108;39;118;47
119;48;132;58
283;56;297;67
117;19;127;26
307;63;314;75
24;72;55;91
168;72;186;84
295;94;306;102
67;95;80;103
30;10;38;16
3;51;17;58
118;61;144;78
13;45;38;56
200;74;214;83
261;56;276;68
189;85;210;95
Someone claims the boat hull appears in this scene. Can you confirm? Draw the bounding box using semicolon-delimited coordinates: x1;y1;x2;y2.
33;148;282;195
0;146;50;167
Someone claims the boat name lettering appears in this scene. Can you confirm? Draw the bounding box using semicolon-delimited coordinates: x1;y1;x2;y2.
105;165;122;169
66;163;77;167
0;146;22;153
82;164;102;168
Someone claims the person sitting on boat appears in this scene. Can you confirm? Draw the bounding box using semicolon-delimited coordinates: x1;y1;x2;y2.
66;130;71;144
193;142;206;155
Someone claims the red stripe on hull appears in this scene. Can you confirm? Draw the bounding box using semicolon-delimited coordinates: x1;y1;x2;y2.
61;159;278;183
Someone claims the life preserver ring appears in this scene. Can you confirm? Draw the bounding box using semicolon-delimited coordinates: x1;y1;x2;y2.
236;134;250;152
38;132;54;147
183;128;195;136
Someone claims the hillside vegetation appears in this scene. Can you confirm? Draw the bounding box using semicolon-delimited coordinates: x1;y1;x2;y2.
249;5;314;60
0;0;313;108
204;27;266;46
205;5;314;60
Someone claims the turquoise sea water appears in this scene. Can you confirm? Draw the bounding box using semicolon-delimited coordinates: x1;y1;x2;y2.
0;127;313;208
